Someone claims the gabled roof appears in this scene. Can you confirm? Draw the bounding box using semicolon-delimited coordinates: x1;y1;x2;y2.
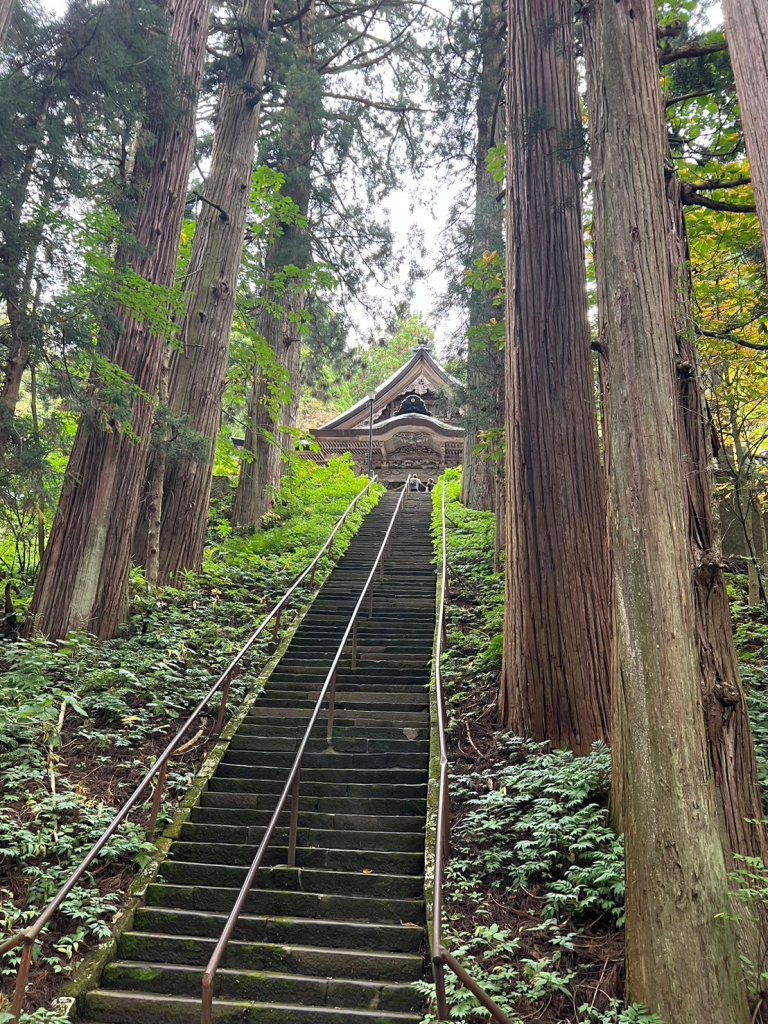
317;344;460;432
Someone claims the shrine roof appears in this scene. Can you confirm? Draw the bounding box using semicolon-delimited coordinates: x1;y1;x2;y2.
316;343;460;432
314;412;464;438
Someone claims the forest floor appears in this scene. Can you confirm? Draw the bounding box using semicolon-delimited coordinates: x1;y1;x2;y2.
425;470;768;1024
0;457;380;1022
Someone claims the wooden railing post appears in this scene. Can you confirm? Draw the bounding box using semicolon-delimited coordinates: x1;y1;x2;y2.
213;674;232;736
351;620;358;669
147;759;168;836
10;937;33;1023
434;956;449;1023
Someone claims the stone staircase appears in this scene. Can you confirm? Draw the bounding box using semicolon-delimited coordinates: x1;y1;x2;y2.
81;490;436;1024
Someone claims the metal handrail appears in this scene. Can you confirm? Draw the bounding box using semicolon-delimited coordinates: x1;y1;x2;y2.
0;476;378;1023
431;479;513;1024
200;476;412;1024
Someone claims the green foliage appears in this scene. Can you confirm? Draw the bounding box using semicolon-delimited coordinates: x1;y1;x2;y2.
0;1009;74;1024
432;470;503;718
447;740;624;925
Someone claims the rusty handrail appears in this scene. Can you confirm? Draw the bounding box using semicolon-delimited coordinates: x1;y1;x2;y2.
200;476;412;1024
431;478;513;1024
0;475;377;1023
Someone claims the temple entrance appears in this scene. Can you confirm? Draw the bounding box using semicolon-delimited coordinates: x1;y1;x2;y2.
299;342;465;484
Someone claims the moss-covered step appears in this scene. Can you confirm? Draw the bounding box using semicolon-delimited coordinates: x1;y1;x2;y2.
116;932;422;980
131;907;424;953
100;962;423;1012
144;883;425;925
156;862;424;900
83;990;422;1024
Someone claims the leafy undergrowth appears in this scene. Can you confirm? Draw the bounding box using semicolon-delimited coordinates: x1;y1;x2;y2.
421;471;646;1024
0;456;382;1018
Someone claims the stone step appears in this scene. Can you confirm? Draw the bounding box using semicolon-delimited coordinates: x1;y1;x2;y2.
180;822;425;853
99;962;422;1013
252;698;429;714
83;990;422;1024
167;843;424;876
190;806;425;834
145;883;424;925
247;708;429;725
158;862;424;900
205;778;428;799
215;764;427;784
228;736;429;757
234;723;430;742
268;667;430;684
131;907;423;954
220;751;429;771
116;932;423;981
199;790;426;816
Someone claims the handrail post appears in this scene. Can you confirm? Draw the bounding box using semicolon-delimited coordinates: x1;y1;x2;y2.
147;758;168;836
434;955;449;1023
201;973;214;1024
326;669;337;745
272;607;282;644
10;936;33;1023
213;673;232;736
351;619;358;669
287;767;301;867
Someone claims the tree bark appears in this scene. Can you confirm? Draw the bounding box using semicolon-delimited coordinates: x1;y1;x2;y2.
667;167;768;968
0;161;56;456
25;0;210;640
231;2;317;527
144;347;170;587
0;0;14;46
154;0;274;582
720;0;768;267
231;292;295;527
500;0;612;753
583;2;751;1020
461;0;504;513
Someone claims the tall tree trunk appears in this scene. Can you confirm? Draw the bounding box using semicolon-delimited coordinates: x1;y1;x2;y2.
144;347;170;587
721;0;768;266
232;2;317;526
461;0;504;513
153;0;274;582
583;2;750;1021
25;0;210;640
231;292;296;527
500;0;611;753
29;360;45;565
0;0;14;46
0;164;55;455
667;166;768;968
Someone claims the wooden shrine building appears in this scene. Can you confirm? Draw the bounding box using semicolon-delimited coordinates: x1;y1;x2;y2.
301;342;465;486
